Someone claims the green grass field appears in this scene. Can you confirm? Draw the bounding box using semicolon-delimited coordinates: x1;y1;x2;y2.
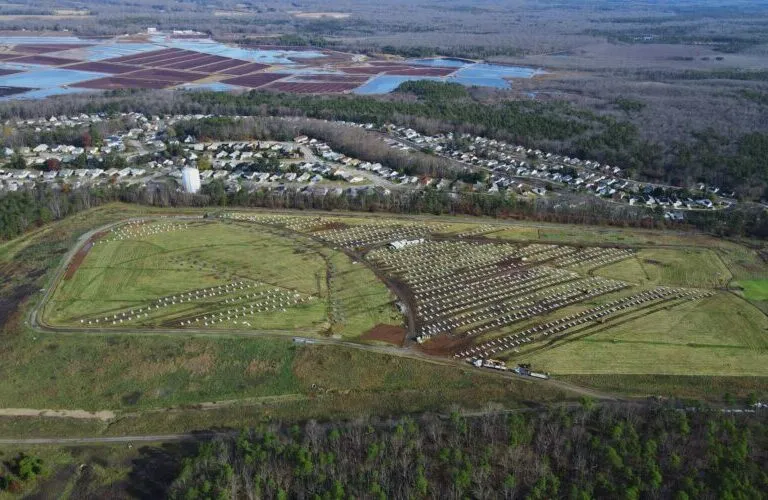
3;203;768;434
521;292;768;376
596;248;732;288
43;219;399;337
738;280;768;301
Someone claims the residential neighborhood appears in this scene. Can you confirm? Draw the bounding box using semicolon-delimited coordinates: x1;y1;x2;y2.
0;113;736;218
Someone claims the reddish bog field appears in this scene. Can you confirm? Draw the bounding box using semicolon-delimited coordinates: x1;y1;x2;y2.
72;76;177;90
340;66;396;75
149;53;210;67
266;81;358;93
292;74;370;83
12;43;93;54
222;73;289;88
125;68;205;82
361;324;406;346
163;55;227;70
222;62;271;75
66;61;141;74
118;51;195;66
106;48;183;64
191;59;252;74
11;55;81;66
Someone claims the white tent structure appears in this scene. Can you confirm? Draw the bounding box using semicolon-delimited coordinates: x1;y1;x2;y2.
181;166;201;193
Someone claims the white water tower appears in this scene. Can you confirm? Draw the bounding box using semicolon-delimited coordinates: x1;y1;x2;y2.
181;166;201;194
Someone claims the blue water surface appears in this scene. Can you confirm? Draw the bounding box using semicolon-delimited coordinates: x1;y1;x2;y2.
181;82;243;91
81;43;163;61
1;36;87;44
353;61;541;93
408;58;472;68
455;63;538;79
354;75;444;94
166;40;326;64
0;68;107;88
0;86;93;101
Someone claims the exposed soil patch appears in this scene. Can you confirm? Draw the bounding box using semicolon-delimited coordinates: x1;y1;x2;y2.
64;231;105;279
362;324;406;346
310;221;350;232
496;256;523;268
0;408;115;420
416;334;474;357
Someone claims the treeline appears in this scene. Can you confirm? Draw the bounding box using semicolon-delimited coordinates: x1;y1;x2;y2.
168;404;768;499
374;44;525;59
0;118;128;150
4;179;768;243
395;80;470;100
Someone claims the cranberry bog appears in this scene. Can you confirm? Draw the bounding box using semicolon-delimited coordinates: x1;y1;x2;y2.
1;35;543;97
266;81;359;93
222;72;289;88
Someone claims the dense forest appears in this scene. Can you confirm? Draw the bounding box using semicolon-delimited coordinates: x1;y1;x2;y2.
167;404;768;499
2;84;766;199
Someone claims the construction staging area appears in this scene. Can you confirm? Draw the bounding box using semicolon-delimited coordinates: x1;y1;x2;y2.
39;211;768;379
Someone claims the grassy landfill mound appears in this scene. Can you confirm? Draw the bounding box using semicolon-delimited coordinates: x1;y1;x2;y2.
0;204;766;426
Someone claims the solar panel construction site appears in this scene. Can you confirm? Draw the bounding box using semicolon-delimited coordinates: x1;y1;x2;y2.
39;211;768;382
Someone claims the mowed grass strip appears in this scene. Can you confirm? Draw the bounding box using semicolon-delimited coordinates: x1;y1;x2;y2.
521;292;768;376
738;280;768;301
596;248;731;288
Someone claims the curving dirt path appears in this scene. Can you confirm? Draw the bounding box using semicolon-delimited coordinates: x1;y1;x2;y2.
0;408;115;421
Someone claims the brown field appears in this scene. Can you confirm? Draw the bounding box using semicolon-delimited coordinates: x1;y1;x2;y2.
118;50;197;66
416;335;475;357
266;81;359;93
11;54;80;65
189;59;252;74
213;10;254;17
13;43;93;54
290;12;351;19
222;62;271;75
293;74;371;83
222;72;289;88
106;48;178;64
361;324;406;346
0;14;93;20
65;61;141;74
147;52;211;67
163;55;227;70
72;76;176;90
124;68;205;82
